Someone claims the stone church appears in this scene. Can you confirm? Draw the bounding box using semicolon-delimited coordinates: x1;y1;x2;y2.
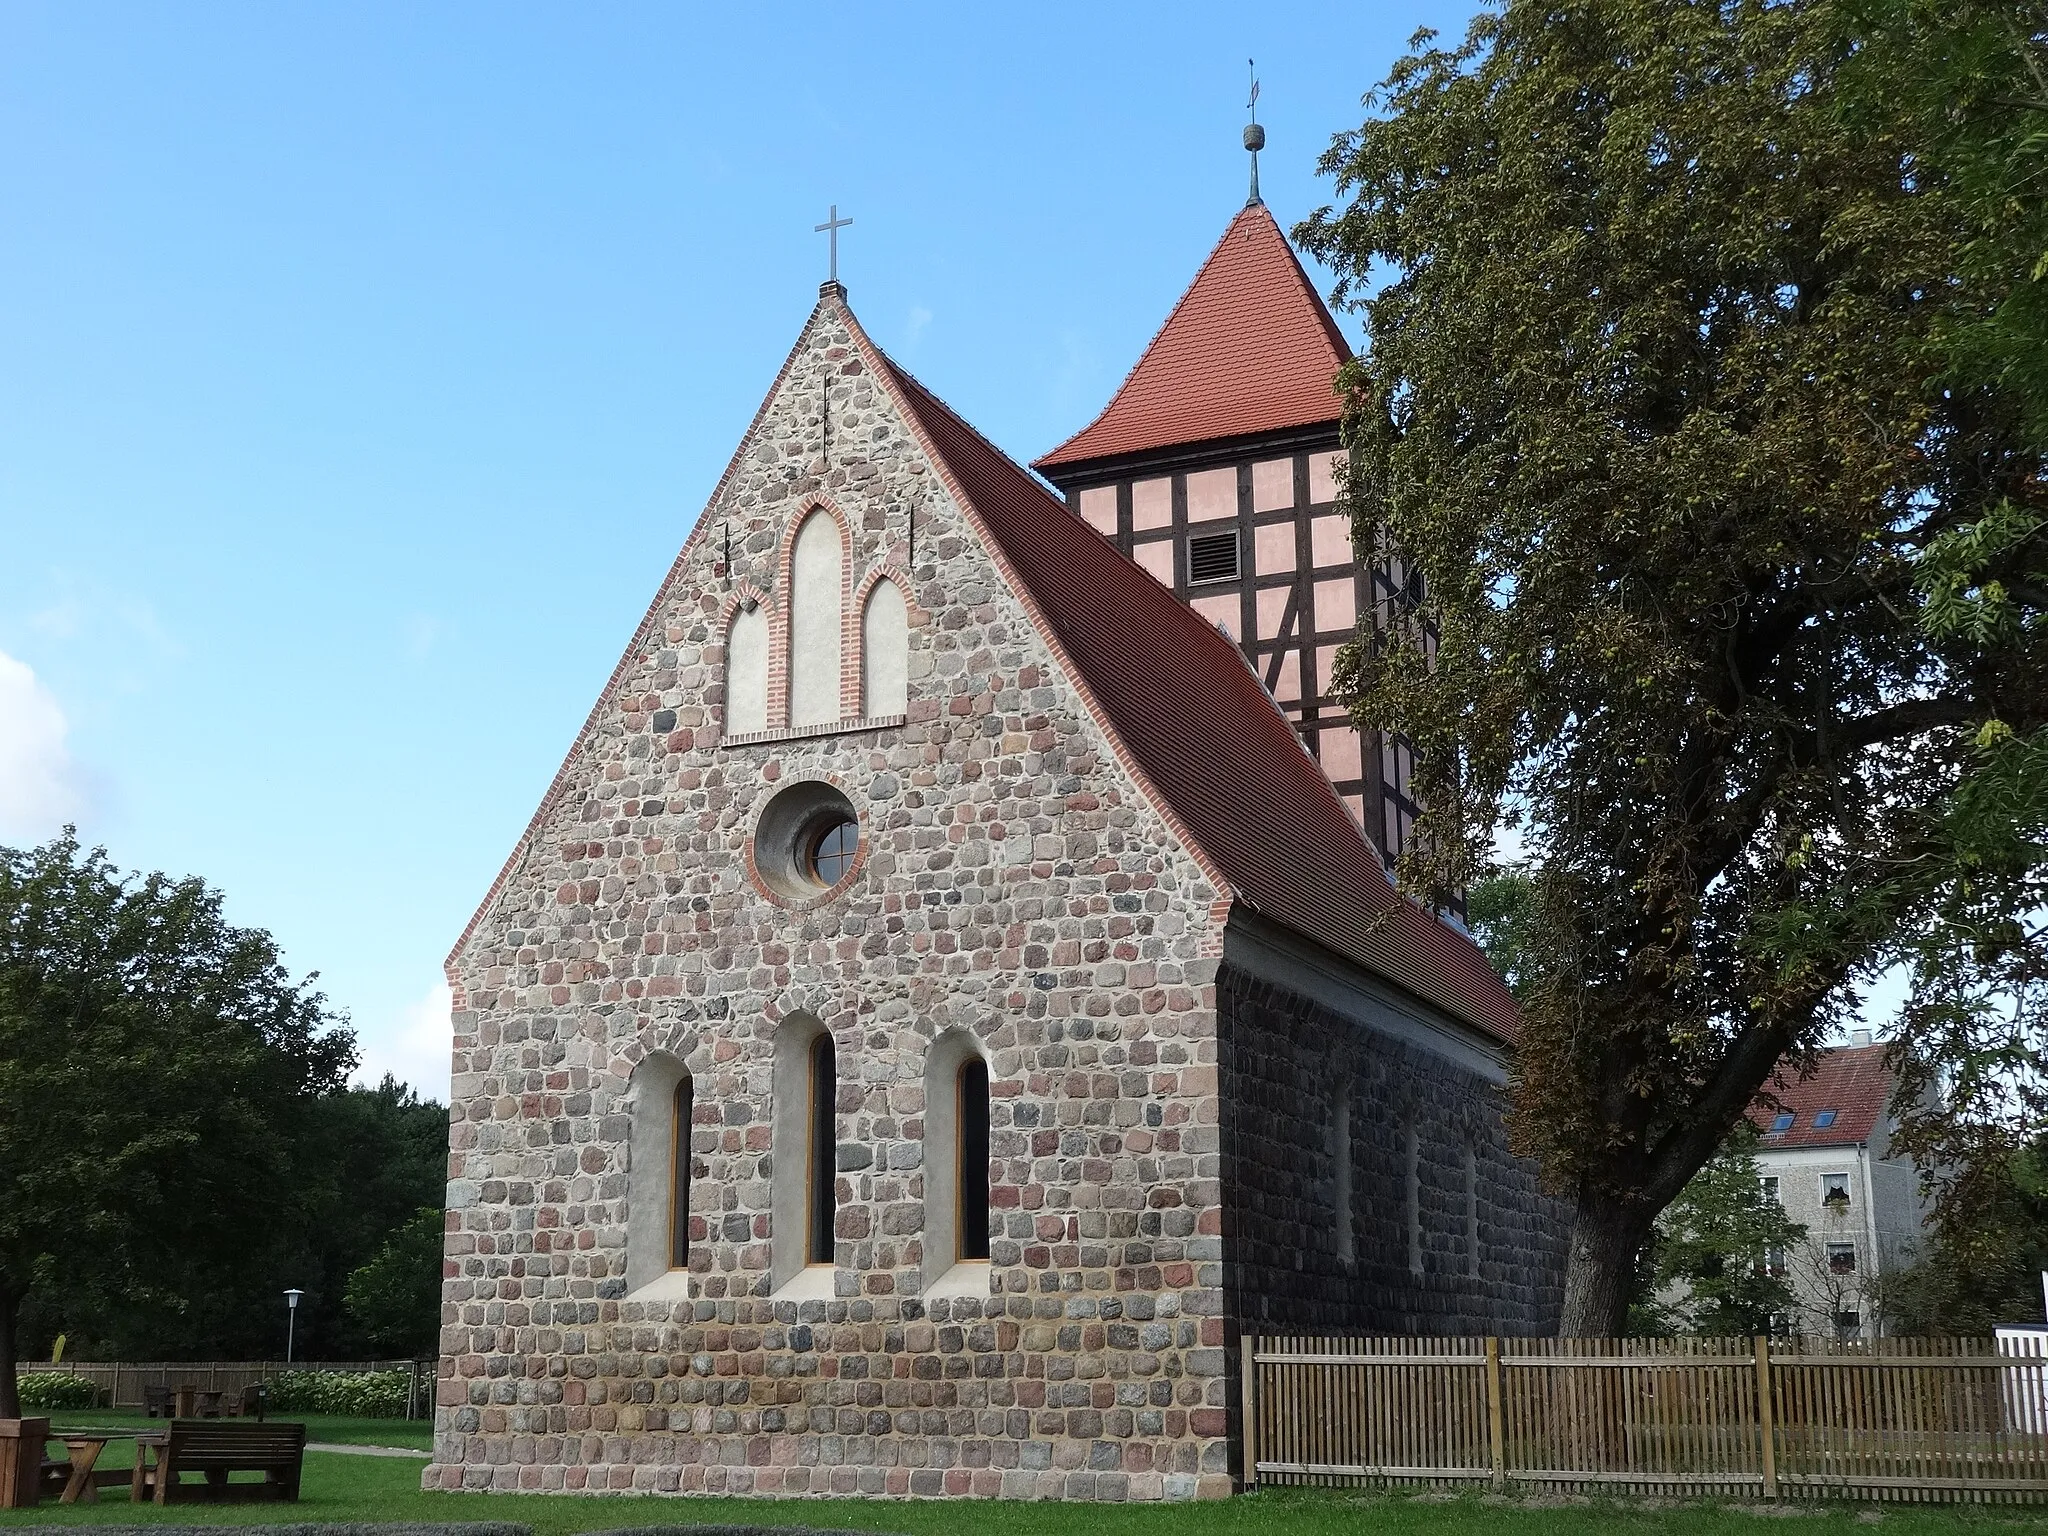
427;184;1569;1502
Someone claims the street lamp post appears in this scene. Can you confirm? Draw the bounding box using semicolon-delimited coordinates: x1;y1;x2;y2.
283;1289;304;1364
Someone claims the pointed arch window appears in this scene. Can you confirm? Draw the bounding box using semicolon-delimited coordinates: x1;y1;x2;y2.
624;1051;694;1297
788;511;844;727
923;1030;991;1294
726;603;768;735
861;578;909;717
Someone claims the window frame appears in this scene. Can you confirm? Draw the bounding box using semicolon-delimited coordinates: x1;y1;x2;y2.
669;1075;694;1272
955;1058;991;1263
806;1031;837;1267
1820;1171;1852;1207
1186;528;1241;586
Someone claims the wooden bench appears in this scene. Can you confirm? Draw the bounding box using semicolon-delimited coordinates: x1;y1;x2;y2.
131;1420;306;1504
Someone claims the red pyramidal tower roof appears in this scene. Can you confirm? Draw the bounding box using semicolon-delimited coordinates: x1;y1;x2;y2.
1034;202;1353;471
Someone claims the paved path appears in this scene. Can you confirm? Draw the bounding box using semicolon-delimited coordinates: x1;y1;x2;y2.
307;1441;431;1458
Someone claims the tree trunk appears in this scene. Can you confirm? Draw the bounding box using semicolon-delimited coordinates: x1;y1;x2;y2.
1558;1190;1654;1337
0;1286;20;1420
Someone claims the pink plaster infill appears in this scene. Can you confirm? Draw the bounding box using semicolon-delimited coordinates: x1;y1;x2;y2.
1252;458;1295;513
1320;725;1364;781
1132;477;1173;531
1254;522;1296;575
1255;584;1292;637
1078;485;1118;536
1190;592;1238;636
1310;514;1352;570
1133;538;1175;587
1309;451;1342;505
1317;644;1342;696
1314;577;1357;633
1185;467;1236;523
1269;649;1301;702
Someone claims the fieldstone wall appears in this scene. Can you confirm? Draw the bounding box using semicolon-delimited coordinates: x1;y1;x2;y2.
1217;966;1568;1338
427;293;1236;1501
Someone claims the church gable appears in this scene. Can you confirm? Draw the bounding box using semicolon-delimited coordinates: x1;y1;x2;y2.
447;286;1226;997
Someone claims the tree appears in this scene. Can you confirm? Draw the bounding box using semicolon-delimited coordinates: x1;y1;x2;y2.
1878;1134;2048;1333
0;831;356;1415
1299;0;2048;1333
1465;871;1541;1001
344;1207;444;1359
1632;1127;1808;1337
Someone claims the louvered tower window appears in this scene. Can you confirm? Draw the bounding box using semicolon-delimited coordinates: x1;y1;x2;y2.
1187;530;1239;585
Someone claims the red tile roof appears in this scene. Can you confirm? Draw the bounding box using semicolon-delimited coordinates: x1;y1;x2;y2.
853;315;1518;1046
1033;204;1354;471
1753;1043;1895;1148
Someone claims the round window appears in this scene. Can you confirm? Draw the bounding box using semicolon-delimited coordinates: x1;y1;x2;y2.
752;781;863;902
806;817;860;887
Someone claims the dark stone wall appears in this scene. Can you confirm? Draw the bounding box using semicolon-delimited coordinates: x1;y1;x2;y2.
1217;965;1568;1338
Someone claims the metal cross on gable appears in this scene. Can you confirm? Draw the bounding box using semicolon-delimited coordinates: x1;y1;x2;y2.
814;204;853;283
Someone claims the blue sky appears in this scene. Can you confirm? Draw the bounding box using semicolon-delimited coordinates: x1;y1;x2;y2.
1;1;1503;1097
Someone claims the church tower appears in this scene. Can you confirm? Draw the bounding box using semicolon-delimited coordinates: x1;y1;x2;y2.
1033;192;1422;869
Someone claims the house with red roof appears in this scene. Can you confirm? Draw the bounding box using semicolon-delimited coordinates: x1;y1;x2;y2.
428;168;1566;1502
1748;1034;1934;1338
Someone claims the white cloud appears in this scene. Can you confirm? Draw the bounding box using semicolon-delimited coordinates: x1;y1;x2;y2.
0;648;89;843
353;979;454;1101
905;305;933;345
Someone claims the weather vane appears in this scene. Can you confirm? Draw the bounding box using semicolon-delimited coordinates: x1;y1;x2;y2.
1245;61;1265;207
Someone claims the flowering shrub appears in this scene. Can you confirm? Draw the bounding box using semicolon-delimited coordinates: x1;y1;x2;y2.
263;1367;410;1418
18;1371;101;1410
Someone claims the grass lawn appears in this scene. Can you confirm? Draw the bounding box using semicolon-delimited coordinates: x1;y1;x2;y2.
3;1451;2047;1536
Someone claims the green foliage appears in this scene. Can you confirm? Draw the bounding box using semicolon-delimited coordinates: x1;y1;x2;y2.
1297;0;2048;1331
1630;1128;1808;1337
0;829;358;1414
345;1207;445;1359
1879;1133;2048;1333
266;1367;413;1418
1466;871;1540;1000
16;1369;101;1409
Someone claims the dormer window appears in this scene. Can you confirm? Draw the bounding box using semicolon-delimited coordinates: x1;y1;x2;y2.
1770;1111;1794;1133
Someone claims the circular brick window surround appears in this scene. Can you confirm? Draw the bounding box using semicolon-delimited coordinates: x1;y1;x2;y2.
749;780;866;906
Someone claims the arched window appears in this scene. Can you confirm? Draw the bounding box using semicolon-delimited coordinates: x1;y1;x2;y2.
788;512;843;727
726;603;768;735
923;1029;991;1294
771;1015;836;1294
861;578;909;717
956;1058;990;1261
623;1050;693;1297
669;1076;694;1271
806;1031;837;1265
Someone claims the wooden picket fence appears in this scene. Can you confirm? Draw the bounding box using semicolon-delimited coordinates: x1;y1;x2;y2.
1241;1334;2048;1502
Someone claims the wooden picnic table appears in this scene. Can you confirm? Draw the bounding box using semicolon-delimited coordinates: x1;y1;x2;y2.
48;1430;155;1505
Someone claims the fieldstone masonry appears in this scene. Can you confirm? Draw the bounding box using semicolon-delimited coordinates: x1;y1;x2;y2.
1218;966;1569;1337
430;289;1566;1503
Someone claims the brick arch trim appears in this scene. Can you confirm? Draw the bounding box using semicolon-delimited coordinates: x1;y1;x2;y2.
851;563;914;718
715;579;775;630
